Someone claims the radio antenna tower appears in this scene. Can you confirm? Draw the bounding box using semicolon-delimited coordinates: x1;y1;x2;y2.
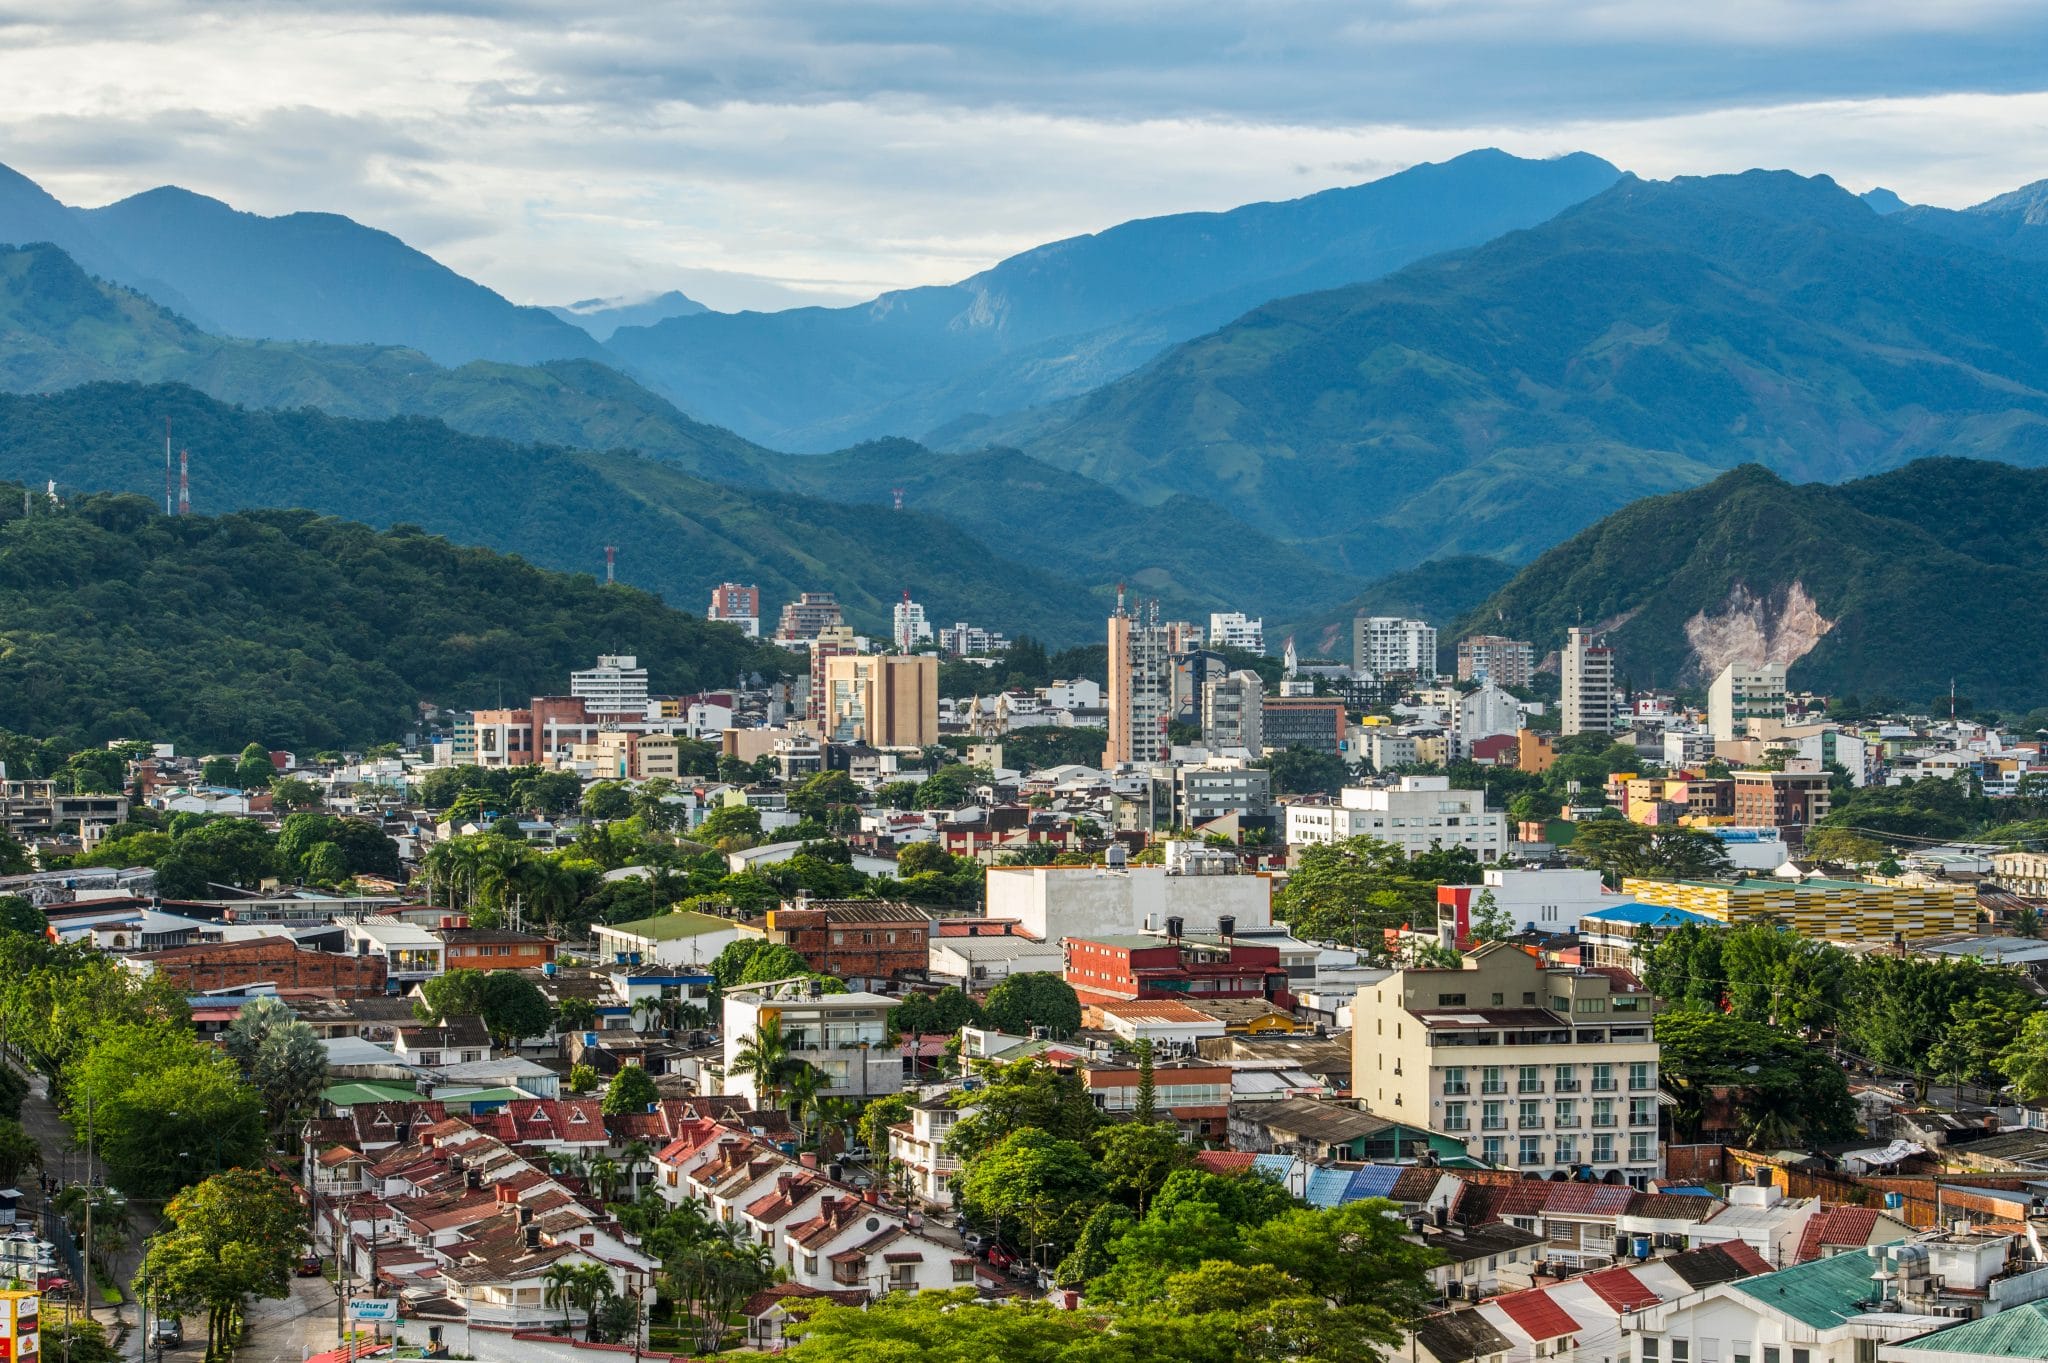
604;545;617;584
178;449;189;516
891;488;904;511
164;418;174;515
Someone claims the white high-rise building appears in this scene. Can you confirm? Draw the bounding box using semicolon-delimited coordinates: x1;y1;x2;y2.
1207;612;1266;654
1200;669;1267;753
1353;616;1438;676
1707;662;1788;742
570;655;650;717
892;597;933;652
1561;627;1616;736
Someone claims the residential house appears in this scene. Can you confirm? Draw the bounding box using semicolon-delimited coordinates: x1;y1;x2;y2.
885;1096;962;1206
722;978;900;1105
592;911;741;968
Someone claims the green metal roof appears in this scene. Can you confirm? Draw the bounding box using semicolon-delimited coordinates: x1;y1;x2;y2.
1729;1240;1904;1330
437;1087;533;1106
323;1080;421;1107
1889;1300;2048;1359
602;910;735;941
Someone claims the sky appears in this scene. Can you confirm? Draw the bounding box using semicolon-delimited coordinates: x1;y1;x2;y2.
2;1;2047;312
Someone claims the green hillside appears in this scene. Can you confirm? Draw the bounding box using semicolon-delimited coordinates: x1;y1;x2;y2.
1282;556;1518;659
1460;459;2048;708
0;484;794;751
0;383;1103;643
973;171;2048;578
0;242;1363;626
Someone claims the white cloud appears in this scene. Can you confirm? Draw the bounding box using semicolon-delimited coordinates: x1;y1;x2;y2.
0;1;2044;309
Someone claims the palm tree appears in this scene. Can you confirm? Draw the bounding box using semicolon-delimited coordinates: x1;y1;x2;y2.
2016;906;2042;940
619;1140;652;1198
573;1263;615;1342
729;1016;799;1110
631;995;666;1034
555;998;598;1033
784;1062;824;1144
586;1155;623;1205
541;1262;583;1337
526;855;584;937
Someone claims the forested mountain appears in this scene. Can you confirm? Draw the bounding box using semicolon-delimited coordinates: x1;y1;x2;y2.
0;243;1361;626
1461;460;2048;708
0;383;1106;642
0;483;794;751
1283;557;1519;660
0;161;603;365
968;171;2048;578
1896;179;2048;261
605;150;1622;449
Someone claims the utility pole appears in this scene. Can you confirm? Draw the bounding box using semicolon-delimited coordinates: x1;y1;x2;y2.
82;1088;94;1324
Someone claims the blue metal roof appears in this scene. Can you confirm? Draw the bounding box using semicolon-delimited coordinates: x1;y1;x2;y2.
1345;1165;1405;1201
1580;902;1717;927
1304;1166;1356;1208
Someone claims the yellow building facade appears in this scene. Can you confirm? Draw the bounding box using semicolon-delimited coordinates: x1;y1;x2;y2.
1621;877;1975;941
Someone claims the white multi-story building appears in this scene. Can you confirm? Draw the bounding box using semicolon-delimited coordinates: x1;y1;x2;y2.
1351;942;1662;1184
1708;662;1788;742
722;978;901;1103
1561;627;1616;736
892;597;934;652
1284;776;1508;860
984;848;1272;943
1456;635;1535;688
1455;683;1522;747
1200;669;1266;753
936;621;1008;657
571;654;651;717
1664;729;1717;768
885;1095;963;1205
1354;616;1438;676
1207;612;1267;654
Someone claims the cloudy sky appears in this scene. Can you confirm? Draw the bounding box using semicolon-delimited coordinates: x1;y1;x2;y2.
2;1;2047;310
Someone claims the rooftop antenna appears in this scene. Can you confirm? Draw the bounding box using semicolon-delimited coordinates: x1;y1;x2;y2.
164;417;174;516
605;545;616;585
891;488;904;511
178;449;189;516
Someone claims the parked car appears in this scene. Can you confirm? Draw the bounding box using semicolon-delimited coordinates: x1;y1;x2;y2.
152;1317;183;1348
35;1273;70;1294
295;1255;324;1278
962;1231;988;1255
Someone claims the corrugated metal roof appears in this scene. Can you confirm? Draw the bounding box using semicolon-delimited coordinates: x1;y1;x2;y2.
1346;1165;1405;1202
1730;1239;1907;1330
1491;1289;1580;1341
1888;1300;2048;1359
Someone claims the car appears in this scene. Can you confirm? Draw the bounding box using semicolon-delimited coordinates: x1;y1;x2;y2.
295;1255;324;1278
152;1317;183;1348
35;1274;70;1294
962;1231;987;1255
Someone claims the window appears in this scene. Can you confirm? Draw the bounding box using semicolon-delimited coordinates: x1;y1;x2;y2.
1593;1098;1616;1127
1592;1135;1615;1163
1629;1062;1653;1090
953;1261;975;1283
1629;1133;1653;1163
1482;1067;1506;1095
1438;993;1468;1006
1482;1137;1504;1164
1555;1064;1578;1092
1592;1064;1616;1092
1792;1351;1809;1363
1519;1101;1542;1129
1550;995;1570;1011
1491;993;1505;1006
804;1255;818;1273
1575;997;1607;1013
1519;1136;1541;1166
1519;1065;1542;1093
1483;1102;1506;1131
1630;1098;1658;1127
1555;1099;1577;1127
1763;1348;1780;1363
1556;1136;1578;1164
1444;1102;1470;1132
1444;1067;1469;1096
1642;1343;1659;1363
1673;1344;1690;1363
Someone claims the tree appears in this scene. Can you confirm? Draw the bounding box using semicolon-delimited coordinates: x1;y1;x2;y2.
1270;835;1437;951
1132;1042;1156;1121
542;1261;584;1336
0;894;41;935
141;1167;304;1360
267;776;321;811
946;1059;1102;1162
582;781;635;821
200;756;240;788
1098;1120;1191;1217
1569;822;1733;885
1237;1197;1442;1314
153;818;277;896
786;1289;1110;1362
981;973;1081;1037
0;1119;39;1183
417;968;552;1048
1655;1009;1857;1144
1717;924;1848;1034
697;804;763;847
602;1063;660;1116
66;1023;266;1196
889;987;984;1038
955;1128;1105;1261
566;1062;599;1094
1467;889;1517;943
1256;746;1348;797
1803;827;1891;867
234;743;276;791
729;1017;803;1110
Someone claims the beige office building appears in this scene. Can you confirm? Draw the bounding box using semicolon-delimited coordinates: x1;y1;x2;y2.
1105;604;1172;767
821;654;939;748
1351;943;1663;1184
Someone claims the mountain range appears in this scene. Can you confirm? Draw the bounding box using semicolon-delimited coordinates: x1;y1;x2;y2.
958;170;2048;578
0;164;601;366
1464;459;2048;710
603;149;1624;450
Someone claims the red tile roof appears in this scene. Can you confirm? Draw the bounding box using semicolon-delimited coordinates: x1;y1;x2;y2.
1194;1151;1258;1175
1491;1288;1580;1341
1794;1206;1886;1263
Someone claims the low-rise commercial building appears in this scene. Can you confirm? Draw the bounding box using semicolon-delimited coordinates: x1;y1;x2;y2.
1286;776;1508;860
1622;876;1975;941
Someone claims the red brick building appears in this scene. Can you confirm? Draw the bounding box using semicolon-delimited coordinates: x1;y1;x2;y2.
763;900;932;983
1732;766;1831;837
132;935;388;996
1063;933;1290;1007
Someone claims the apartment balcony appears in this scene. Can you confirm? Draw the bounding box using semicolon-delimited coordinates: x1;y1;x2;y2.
1591;1079;1618;1092
1518;1116;1545;1130
1480;1082;1508;1095
1443;1084;1472;1097
1554;1079;1581;1093
1517;1081;1545;1095
1442;1119;1472;1133
1591;1116;1618;1129
1480;1118;1508;1132
1552;1114;1579;1129
1630;1113;1658;1128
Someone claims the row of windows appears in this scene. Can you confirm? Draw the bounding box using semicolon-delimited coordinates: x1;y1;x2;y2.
1443;1096;1658;1129
1442;1063;1654;1093
1476;1133;1655;1165
1645;1343;1813;1363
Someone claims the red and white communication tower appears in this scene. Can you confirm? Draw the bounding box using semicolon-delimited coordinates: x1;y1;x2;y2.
605;545;617;584
177;449;190;516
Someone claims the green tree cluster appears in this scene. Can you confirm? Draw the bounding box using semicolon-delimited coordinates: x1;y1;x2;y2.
139;1168;305;1361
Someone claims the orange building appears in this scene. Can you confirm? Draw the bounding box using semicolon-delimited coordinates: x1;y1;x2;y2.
433;926;559;971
